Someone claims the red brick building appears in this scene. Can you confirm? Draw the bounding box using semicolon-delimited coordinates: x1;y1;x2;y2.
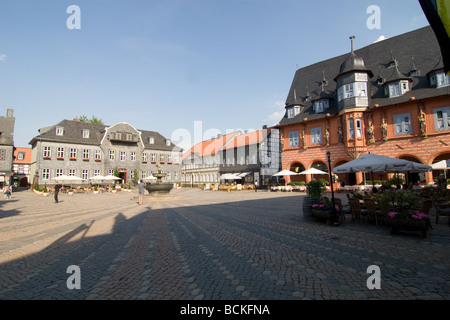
278;26;450;187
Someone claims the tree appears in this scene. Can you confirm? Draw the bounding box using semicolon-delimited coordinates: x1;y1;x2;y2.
77;115;104;125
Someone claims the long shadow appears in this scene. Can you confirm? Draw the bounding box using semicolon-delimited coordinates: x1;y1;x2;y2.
0;195;448;301
0;199;21;219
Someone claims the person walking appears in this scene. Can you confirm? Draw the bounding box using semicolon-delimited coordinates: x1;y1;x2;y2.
254;180;258;192
54;182;62;203
138;179;146;205
5;185;12;200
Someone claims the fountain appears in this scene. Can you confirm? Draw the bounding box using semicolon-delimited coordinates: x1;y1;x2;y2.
145;164;174;195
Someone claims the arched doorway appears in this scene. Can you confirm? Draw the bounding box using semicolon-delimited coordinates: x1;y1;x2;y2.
290;162;306;183
399;155;427;184
432;153;450;181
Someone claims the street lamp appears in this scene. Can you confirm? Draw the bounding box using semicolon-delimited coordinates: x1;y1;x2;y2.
326;151;339;226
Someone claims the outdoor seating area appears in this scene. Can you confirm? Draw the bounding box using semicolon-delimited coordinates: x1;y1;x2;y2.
310;185;450;238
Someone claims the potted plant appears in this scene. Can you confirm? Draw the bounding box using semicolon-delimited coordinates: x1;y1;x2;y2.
381;190;431;238
303;180;327;219
93;186;99;194
68;188;74;195
42;184;48;197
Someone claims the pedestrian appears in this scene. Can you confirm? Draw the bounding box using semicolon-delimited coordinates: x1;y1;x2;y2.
54;182;62;203
138;179;146;205
438;174;447;189
5;185;12;200
254;180;258;192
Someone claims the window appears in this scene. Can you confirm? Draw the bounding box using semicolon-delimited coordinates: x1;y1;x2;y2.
149;137;155;144
83;149;90;160
69;169;76;177
95;150;101;161
56;169;63;177
160;154;165;162
435;71;450;88
126;133;133;141
94;169;101;177
115;132;122;140
394;113;412;135
288;131;299;147
388;83;401;98
141;171;147;179
142;152;148;162
70;148;77;159
314;100;329;113
83;130;90;138
287;107;295;118
338;82;367;101
82;170;89;180
356;119;362;138
435;107;450;131
43;146;51;158
151;153;157;162
56;127;64;136
42;169;50;180
17;152;25;161
109;150;115;161
166;139;171;146
167;154;172;163
57;147;64;159
130;152;136;161
310;127;322;145
348;120;355;139
0;149;5;161
120;151;126;161
108;169;114;176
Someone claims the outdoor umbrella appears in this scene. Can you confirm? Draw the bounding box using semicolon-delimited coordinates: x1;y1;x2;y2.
102;175;122;188
143;175;157;182
52;175;83;188
299;168;328;179
431;160;450;178
89;175;105;187
332;153;432;187
219;173;242;180
272;169;299;186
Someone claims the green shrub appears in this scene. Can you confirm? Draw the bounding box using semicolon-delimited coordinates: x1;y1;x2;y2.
306;180;327;201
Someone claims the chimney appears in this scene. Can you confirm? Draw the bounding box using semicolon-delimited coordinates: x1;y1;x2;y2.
73;117;79;122
7;108;14;117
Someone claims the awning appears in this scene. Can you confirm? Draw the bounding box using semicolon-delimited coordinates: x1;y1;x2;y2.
238;172;252;177
220;173;242;180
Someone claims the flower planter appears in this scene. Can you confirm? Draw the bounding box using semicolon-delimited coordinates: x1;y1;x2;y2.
68;192;74;196
312;209;334;225
389;218;430;238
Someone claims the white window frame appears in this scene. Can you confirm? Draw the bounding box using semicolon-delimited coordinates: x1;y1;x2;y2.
394;113;412;135
83;129;90;138
56;127;64;136
70;148;77;159
57;147;64;159
56;169;63;177
436;71;450;88
151;153;157;162
95;150;101;161
388;82;401;98
310;127;322;145
83;149;90;160
288;131;299;147
82;169;89;180
130;151;136;161
109;150;115;161
120;151;126;161
434;107;450;131
43;146;51;158
142;152;148;162
287;107;295;118
42;168;50;180
68;169;76;177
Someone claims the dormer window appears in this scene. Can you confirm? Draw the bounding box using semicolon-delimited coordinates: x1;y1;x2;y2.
82;129;90;138
149;137;155;144
430;71;450;88
384;80;410;98
287;106;301;118
313;100;329;113
337;82;367;101
166;139;171;146
56;127;64;136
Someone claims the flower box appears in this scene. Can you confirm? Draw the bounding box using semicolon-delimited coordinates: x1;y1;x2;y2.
142;161;148;164
43;156;51;160
95;159;101;162
70;158;77;161
151;161;156;164
167;162;172;164
83;158;89;161
388;216;430;238
57;157;64;160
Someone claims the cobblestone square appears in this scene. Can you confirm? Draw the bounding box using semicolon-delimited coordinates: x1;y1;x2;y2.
0;188;449;300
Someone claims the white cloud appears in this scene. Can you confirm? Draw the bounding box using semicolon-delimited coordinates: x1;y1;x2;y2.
374;35;387;43
0;54;7;61
268;100;285;123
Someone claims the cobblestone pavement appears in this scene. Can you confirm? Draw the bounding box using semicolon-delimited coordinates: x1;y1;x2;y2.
0;188;449;300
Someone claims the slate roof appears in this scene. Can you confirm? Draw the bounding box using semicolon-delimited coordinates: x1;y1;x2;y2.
29;119;180;152
280;26;450;126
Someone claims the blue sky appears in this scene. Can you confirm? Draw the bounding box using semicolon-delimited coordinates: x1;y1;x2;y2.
0;0;429;149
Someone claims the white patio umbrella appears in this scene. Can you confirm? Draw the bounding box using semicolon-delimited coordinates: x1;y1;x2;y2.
52;175;83;188
299;168;328;177
143;175;157;181
89;175;106;187
220;173;242;180
431;160;450;178
333;153;432;187
272;169;299;186
332;154;432;174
